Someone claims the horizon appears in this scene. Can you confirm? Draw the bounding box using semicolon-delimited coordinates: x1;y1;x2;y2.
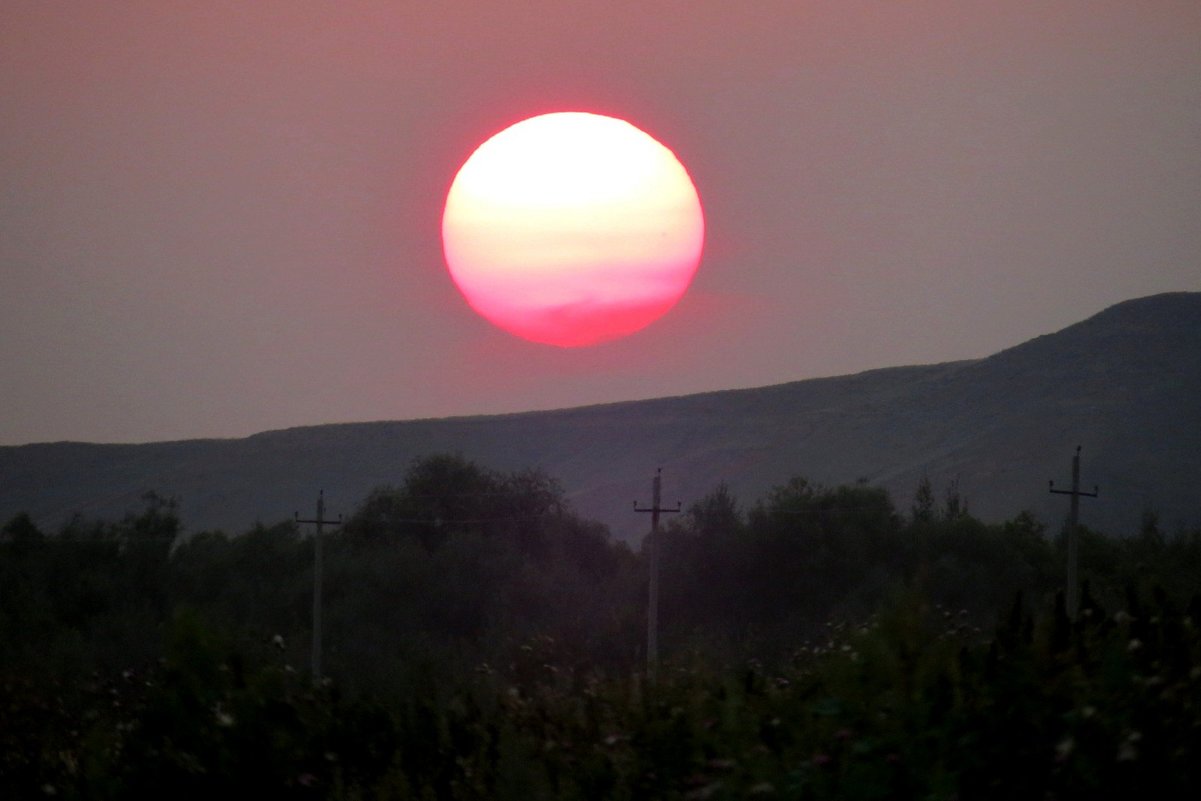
5;287;1198;545
0;290;1153;448
0;288;1192;448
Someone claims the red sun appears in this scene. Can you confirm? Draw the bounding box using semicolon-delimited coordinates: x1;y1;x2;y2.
442;112;704;347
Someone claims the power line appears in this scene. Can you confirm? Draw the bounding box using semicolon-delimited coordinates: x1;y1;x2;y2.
349;512;560;525
17;511;562;544
389;490;561;500
771;507;895;516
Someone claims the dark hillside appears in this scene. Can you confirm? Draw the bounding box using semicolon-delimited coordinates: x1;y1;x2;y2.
2;292;1198;540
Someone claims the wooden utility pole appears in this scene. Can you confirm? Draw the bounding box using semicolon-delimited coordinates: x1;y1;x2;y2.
634;468;680;678
296;490;341;684
1049;446;1098;620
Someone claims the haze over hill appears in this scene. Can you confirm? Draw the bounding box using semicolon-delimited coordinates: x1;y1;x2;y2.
2;292;1198;542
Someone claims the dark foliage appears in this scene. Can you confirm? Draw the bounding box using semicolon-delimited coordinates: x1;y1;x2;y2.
2;456;1200;797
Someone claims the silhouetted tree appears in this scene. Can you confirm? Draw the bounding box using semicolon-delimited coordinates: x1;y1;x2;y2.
943;476;966;521
911;475;935;524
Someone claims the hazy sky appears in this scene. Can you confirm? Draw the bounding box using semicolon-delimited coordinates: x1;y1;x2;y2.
3;1;1199;445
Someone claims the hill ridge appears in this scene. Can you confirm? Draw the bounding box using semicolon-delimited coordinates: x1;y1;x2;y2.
2;292;1198;541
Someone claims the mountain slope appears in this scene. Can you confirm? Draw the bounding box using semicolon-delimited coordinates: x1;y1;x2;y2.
2;293;1198;541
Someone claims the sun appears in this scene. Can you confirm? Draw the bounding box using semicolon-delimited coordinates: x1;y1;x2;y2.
442;112;704;347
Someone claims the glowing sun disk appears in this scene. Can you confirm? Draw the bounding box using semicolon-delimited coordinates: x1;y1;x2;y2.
442;112;704;347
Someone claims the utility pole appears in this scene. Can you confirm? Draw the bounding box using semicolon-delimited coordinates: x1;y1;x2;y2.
634;468;680;678
1049;446;1098;620
296;490;341;684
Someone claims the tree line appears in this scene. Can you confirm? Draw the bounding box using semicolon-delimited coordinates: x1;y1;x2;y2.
2;453;1199;797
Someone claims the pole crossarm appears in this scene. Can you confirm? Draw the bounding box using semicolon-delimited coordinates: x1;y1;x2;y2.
295;489;344;528
633;501;683;514
1049;484;1099;498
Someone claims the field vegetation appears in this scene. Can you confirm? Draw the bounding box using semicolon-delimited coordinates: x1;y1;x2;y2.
2;455;1199;798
